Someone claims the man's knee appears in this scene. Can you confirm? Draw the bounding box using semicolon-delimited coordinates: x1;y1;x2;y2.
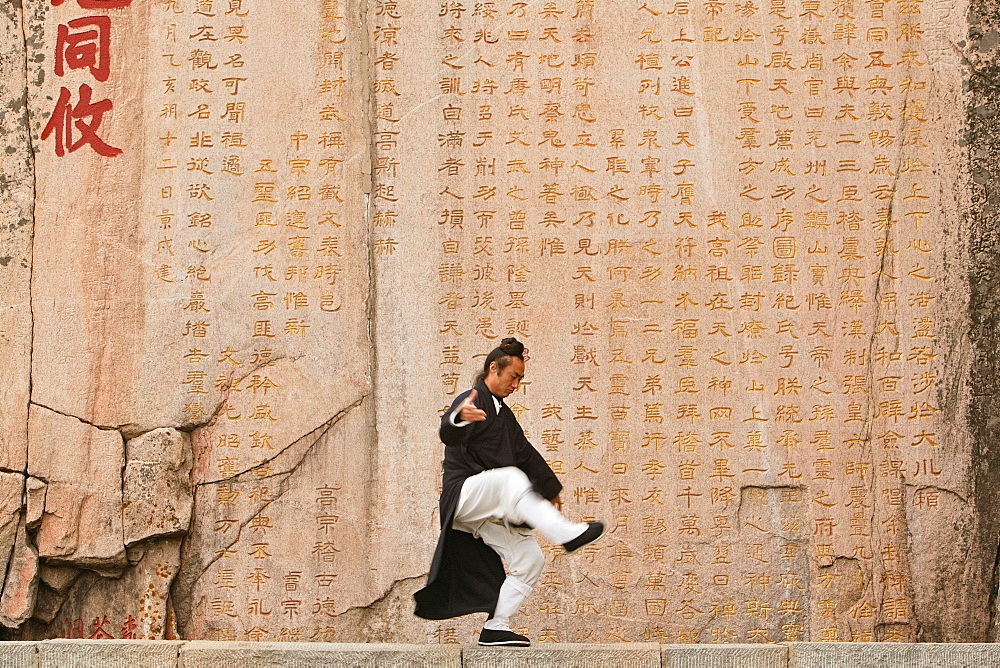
485;468;532;514
510;541;544;587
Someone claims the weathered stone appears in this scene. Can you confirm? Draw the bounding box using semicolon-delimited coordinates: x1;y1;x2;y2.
0;0;34;476
123;428;193;546
37;639;181;668
27;405;124;571
25;477;46;530
0;472;25;583
37;564;80;593
788;643;1000;668
18;538;182;640
663;644;787;667
25;0;169;436
30;584;66;625
463;644;661;668
179;641;461;667
0;518;39;627
0;471;27;626
951;0;1000;644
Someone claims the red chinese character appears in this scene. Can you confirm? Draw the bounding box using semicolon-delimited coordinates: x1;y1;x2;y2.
88;616;114;639
52;0;133;8
56;16;111;82
66;618;85;638
120;615;137;639
42;84;122;157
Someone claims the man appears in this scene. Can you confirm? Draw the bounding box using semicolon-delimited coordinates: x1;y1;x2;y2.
414;337;606;646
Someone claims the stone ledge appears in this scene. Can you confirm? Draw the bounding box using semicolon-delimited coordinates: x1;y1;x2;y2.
178;641;462;667
0;642;35;668
37;639;184;668
788;642;1000;668
663;644;787;667
0;641;997;667
464;642;660;667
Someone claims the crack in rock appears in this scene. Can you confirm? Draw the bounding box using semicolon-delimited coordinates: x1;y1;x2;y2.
196;394;366;486
29;402;129;433
172;395;367;632
333;574;424;619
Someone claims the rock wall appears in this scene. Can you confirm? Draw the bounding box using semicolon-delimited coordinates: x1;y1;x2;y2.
0;0;997;646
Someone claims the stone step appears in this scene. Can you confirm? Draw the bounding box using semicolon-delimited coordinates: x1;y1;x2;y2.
0;641;998;667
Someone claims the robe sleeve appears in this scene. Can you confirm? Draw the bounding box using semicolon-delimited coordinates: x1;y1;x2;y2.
439;389;473;447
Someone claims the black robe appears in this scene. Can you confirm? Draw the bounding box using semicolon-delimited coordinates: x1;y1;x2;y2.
413;382;562;620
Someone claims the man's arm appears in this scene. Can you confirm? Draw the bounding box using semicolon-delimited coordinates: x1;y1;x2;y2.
510;420;562;499
518;444;563;500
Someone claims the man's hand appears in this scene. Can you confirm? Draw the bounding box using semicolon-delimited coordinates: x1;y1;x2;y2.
459;389;487;422
551;494;563;511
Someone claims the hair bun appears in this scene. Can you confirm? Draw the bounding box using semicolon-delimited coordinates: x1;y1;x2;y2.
499;337;524;356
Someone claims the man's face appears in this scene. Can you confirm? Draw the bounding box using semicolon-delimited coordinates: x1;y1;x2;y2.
486;357;525;398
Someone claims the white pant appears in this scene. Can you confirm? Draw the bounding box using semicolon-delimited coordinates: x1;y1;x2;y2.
452;467;585;587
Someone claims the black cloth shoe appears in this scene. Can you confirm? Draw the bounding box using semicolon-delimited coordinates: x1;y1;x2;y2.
478;628;531;646
562;521;607;554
